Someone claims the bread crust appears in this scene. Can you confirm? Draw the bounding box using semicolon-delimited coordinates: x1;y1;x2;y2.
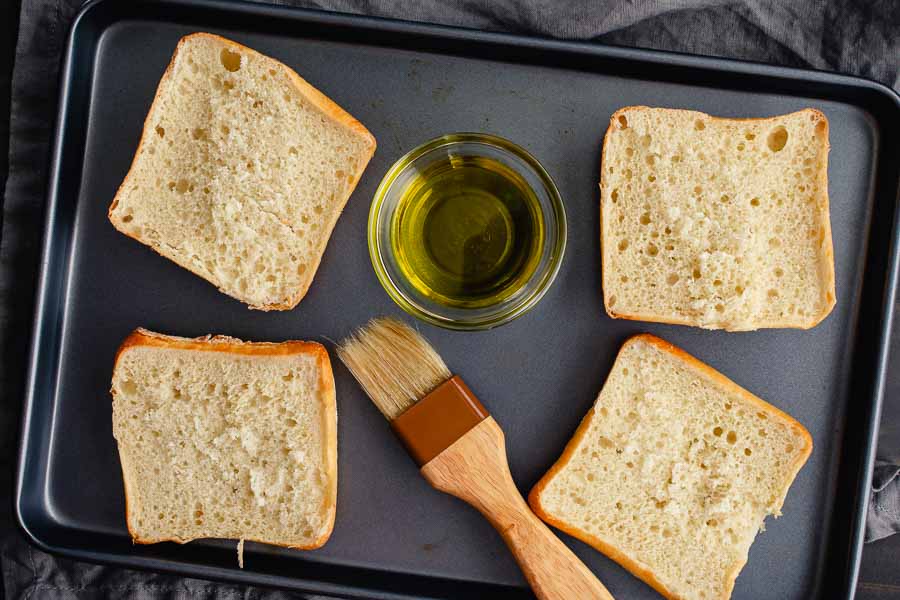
112;328;338;551
599;106;835;331
108;33;376;311
528;333;812;600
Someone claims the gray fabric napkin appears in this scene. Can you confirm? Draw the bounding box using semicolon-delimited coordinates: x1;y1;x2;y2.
2;0;898;598
868;460;900;543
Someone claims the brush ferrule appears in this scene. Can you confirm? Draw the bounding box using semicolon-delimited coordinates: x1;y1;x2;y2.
390;376;488;466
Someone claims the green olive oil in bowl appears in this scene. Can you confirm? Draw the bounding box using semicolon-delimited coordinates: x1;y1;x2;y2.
370;133;566;330
391;155;544;308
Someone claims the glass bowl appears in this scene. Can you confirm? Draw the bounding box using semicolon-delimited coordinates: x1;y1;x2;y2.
369;133;566;330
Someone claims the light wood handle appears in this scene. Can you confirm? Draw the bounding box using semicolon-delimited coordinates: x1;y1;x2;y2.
421;417;614;600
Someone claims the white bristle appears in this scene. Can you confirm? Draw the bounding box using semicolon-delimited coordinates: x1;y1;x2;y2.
337;318;451;420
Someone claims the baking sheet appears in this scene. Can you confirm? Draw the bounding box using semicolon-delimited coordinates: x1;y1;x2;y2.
16;0;900;598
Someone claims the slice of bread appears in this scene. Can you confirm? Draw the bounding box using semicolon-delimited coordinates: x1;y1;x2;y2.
600;107;835;331
109;33;376;310
529;334;811;600
111;328;337;550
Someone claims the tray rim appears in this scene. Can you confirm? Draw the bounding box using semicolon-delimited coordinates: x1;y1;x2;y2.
14;0;900;598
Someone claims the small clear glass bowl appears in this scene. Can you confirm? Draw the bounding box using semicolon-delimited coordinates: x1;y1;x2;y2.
369;133;566;330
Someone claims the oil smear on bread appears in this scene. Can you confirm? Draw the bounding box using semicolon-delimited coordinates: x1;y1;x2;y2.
529;335;812;600
111;329;337;551
600;107;834;331
108;33;376;310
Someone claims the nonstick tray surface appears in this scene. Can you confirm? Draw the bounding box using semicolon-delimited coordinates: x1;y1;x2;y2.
16;0;900;598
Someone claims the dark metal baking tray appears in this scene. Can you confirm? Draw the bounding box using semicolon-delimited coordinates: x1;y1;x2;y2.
15;0;900;598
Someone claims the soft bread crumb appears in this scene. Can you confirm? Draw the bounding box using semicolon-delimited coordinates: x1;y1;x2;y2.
111;329;337;550
108;33;375;310
600;107;834;331
529;335;812;600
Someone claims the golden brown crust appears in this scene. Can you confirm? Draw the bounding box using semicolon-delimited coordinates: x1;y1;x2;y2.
528;405;679;599
600;106;836;331
528;334;812;600
108;32;376;311
113;327;337;550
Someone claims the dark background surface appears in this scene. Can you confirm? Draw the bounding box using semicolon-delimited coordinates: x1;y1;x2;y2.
1;0;898;599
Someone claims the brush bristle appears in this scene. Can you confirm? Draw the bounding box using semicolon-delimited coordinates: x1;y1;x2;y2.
337;318;451;420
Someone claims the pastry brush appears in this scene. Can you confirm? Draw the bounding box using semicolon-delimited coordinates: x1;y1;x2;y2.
338;317;614;600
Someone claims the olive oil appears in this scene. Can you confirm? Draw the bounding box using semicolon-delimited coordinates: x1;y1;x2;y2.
391;155;545;308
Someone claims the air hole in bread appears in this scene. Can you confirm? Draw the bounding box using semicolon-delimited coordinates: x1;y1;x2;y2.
693;185;702;195
289;146;298;155
192;128;207;140
694;120;705;131
220;48;242;72
720;194;729;203
647;243;659;256
768;237;781;248
611;189;619;203
744;448;753;456
122;215;134;223
715;303;725;313
639;213;651;226
745;132;755;140
737;143;745;151
768;289;779;299
692;267;702;280
774;268;784;278
726;431;737;444
155;126;165;138
617;115;628;128
625;147;634;158
608;295;617;307
313;205;323;215
767;126;788;151
640;134;652;148
750;197;760;207
648;174;656;182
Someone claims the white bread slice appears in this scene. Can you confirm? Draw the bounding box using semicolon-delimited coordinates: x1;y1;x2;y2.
108;33;376;310
600;107;835;331
111;328;337;550
529;334;812;600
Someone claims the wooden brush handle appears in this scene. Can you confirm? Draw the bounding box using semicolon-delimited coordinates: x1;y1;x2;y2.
421;417;614;600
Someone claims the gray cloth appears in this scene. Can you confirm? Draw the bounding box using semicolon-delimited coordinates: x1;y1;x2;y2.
868;460;900;543
1;0;898;598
